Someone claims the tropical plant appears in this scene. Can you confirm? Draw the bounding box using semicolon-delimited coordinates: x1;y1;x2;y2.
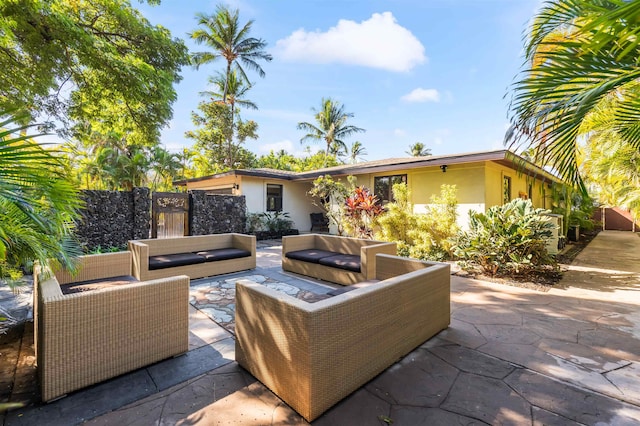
190;4;272;101
0;111;81;286
580;122;640;221
298;98;365;166
201;70;258;112
506;0;640;191
343;186;384;239
149;146;182;191
406;142;431;157
260;211;294;235
454;198;556;276
246;212;267;233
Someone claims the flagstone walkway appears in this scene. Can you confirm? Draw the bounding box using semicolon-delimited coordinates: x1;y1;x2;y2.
2;232;640;425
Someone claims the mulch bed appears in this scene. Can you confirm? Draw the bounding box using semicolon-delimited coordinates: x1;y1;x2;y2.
454;230;600;292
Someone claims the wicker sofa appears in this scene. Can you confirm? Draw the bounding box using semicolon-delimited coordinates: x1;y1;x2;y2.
281;234;397;285
33;251;189;402
235;254;451;421
128;233;256;281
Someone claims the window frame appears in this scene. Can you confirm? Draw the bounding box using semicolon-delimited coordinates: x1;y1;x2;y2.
266;184;283;212
503;176;512;204
374;174;407;204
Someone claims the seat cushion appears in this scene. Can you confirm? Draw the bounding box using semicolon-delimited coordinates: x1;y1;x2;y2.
60;275;139;295
285;249;337;263
318;254;361;272
149;252;206;270
196;248;251;262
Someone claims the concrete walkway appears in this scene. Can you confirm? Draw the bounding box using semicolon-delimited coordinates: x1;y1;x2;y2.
3;231;640;425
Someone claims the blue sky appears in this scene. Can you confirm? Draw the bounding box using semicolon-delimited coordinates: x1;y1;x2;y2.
137;0;540;161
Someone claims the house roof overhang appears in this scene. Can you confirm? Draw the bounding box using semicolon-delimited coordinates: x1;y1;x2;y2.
173;149;565;187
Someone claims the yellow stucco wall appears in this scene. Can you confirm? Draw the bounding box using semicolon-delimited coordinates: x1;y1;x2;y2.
484;162;551;209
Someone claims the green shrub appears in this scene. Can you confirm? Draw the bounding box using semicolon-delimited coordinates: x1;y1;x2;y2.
454;198;556;276
375;183;459;261
409;184;459;261
260;211;294;234
246;212;266;233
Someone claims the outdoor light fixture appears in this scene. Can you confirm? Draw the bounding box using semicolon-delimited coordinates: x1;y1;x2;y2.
232;183;240;190
440;165;448;173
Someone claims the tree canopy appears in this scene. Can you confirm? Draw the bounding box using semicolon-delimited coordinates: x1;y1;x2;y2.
0;0;189;143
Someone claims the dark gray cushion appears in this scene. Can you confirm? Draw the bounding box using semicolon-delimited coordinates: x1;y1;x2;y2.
318;254;361;272
285;249;337;263
149;252;206;270
196;248;251;262
60;275;139;295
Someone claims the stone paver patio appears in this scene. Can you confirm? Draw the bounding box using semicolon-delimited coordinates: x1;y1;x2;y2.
1;231;640;425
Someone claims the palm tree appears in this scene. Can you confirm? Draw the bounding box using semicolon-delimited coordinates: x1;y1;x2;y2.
0;111;81;284
149;146;182;191
297;98;365;166
406;142;431;157
506;0;640;190
200;70;258;167
190;4;272;102
201;70;258;113
348;141;368;164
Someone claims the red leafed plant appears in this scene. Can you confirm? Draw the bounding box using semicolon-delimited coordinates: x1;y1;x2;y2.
344;186;384;239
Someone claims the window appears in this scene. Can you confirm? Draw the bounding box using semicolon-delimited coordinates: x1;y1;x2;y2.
374;174;407;204
266;184;283;212
503;176;512;204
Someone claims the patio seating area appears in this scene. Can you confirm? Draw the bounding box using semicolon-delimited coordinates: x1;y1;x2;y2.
2;232;640;425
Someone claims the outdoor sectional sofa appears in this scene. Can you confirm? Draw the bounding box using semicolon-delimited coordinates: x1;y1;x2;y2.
128;233;256;281
235;253;451;421
33;251;189;402
281;234;397;285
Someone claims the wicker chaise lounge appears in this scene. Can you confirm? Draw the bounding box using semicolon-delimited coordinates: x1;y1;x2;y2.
34;251;189;402
282;234;397;285
235;254;451;421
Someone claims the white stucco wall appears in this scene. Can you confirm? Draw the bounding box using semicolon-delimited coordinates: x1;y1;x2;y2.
241;178;321;232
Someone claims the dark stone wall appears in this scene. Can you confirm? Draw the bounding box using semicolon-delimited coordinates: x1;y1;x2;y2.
75;189;246;252
190;191;247;235
132;187;151;240
76;190;136;251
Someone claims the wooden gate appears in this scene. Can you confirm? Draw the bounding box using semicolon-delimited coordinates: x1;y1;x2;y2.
152;192;190;238
593;207;638;232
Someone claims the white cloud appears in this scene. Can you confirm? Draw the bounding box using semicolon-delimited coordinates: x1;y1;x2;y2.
394;128;407;137
275;12;426;72
401;88;440;103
